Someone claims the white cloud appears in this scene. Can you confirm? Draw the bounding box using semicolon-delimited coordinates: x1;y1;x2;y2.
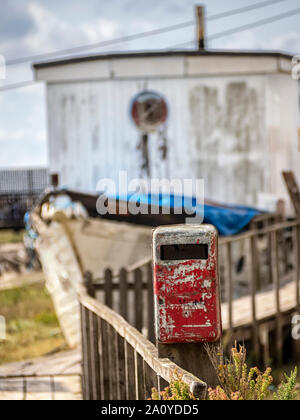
0;2;123;168
1;2;121;65
1;0;300;168
212;29;300;55
0;83;47;168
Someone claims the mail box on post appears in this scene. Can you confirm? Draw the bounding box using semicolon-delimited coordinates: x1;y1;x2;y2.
152;224;222;345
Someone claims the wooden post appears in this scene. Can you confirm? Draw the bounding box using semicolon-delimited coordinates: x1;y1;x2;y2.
50;173;59;188
84;271;95;298
196;5;206;50
134;268;143;332
89;311;101;400
153;225;222;389
104;268;113;308
80;305;93;400
125;342;136;400
249;236;260;362
119;268;128;320
271;230;283;365
147;263;155;344
224;242;234;350
157;341;220;389
282;171;300;217
292;224;300;361
293;224;300;310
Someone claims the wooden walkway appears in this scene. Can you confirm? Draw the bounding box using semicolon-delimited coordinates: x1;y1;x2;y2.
0;350;82;400
0;280;297;400
221;280;297;331
0;271;44;291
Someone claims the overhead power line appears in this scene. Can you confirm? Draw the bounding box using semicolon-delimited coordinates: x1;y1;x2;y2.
170;5;300;49
209;5;300;41
6;0;288;66
6;20;195;66
207;0;286;22
1;1;297;91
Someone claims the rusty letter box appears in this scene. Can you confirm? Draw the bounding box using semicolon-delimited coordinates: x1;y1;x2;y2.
153;224;222;344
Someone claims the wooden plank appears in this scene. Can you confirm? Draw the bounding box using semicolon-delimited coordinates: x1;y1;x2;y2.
0;375;82;401
282;171;300;217
134;268;143;332
80;304;91;400
220;220;299;245
107;325;118;400
249;236;260;361
252;231;262;290
293;225;300;309
271;230;283;365
116;334;126;400
224;242;233;348
134;351;144;400
158;341;220;389
84;271;96;298
80;293;208;398
125;342;136;400
81;269;298;354
104;269;113;309
99;319;110;400
97;317;104;400
119;268;128;320
94;282;149;292
143;361;158;400
89;311;101;400
267;229;273;285
147;263;155;344
0;350;81;377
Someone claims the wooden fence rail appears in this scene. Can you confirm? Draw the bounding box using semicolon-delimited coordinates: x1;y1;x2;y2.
84;264;156;344
221;220;300;364
84;219;300;366
79;291;207;401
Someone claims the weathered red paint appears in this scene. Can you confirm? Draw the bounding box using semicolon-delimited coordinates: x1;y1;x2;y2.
153;225;222;344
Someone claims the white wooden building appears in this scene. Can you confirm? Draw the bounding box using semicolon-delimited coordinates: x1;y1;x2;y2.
34;50;299;211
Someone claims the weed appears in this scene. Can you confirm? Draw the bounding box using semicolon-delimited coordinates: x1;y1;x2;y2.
273;368;298;401
151;372;195;400
151;345;299;401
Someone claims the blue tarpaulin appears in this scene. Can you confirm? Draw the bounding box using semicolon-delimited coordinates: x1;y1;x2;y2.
203;203;261;236
111;193;262;236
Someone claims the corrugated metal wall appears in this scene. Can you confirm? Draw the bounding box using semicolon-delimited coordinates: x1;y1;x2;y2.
0;168;48;194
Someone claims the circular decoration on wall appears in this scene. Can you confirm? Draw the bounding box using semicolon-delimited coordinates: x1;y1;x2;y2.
130;91;168;133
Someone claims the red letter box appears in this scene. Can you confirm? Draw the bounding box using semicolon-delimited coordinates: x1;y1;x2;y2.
153;224;222;344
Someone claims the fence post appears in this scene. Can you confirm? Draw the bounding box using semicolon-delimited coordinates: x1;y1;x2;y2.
153;225;222;389
84;271;96;298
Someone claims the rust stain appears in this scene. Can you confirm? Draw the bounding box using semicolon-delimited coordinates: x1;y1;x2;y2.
153;225;222;344
137;133;150;177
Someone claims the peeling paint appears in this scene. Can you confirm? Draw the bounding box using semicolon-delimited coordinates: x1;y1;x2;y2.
153;225;222;344
189;81;264;204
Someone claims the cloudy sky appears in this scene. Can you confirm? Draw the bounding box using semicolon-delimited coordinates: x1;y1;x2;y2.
0;0;299;168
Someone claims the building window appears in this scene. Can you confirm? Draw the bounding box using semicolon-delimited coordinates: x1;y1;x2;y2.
130;91;168;133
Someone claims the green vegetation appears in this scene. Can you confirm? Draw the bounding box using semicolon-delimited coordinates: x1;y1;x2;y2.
273;368;298;401
207;344;274;401
151;372;195;400
0;283;67;364
0;229;24;244
152;345;299;401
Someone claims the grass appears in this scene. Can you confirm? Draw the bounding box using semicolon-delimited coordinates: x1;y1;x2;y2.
0;283;67;364
0;229;24;244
